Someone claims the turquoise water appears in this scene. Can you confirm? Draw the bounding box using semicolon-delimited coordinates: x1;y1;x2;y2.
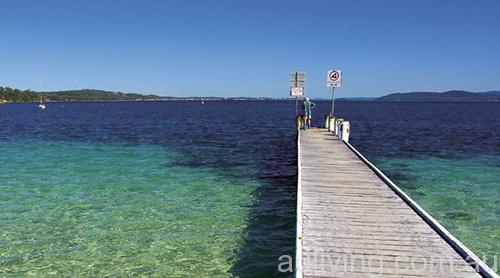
375;155;500;268
0;140;258;276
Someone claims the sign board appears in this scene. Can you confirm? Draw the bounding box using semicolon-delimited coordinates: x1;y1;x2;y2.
290;72;306;88
327;69;342;87
290;87;304;96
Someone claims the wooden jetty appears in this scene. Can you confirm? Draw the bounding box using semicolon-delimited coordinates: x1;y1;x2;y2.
296;127;497;277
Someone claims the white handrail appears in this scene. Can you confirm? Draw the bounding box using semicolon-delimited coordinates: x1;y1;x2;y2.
343;139;499;278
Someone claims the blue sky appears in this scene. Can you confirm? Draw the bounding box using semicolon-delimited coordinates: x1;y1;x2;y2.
1;0;499;97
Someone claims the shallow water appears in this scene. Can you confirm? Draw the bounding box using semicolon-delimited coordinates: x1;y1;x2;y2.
374;155;500;267
0;140;260;276
0;100;498;275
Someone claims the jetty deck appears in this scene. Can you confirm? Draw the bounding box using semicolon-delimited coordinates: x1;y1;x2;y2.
297;128;484;277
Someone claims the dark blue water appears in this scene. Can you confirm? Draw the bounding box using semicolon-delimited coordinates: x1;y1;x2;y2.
1;101;498;275
311;101;500;158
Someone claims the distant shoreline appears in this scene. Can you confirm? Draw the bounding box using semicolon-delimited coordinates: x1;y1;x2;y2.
3;99;500;104
1;86;499;103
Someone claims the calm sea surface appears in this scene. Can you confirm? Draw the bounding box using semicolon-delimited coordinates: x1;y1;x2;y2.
0;101;499;276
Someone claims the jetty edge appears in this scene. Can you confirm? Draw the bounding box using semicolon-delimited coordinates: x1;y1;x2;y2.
295;116;498;278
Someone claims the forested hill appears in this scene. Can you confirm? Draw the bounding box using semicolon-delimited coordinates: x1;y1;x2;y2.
377;90;500;102
0;87;161;102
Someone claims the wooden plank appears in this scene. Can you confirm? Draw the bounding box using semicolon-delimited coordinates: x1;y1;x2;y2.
298;128;482;277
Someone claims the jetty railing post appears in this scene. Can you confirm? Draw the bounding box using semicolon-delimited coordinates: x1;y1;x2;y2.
328;116;336;132
341;121;350;142
334;119;340;136
296;114;303;129
334;118;343;136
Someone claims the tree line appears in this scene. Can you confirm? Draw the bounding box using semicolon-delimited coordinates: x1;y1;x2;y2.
0;87;162;102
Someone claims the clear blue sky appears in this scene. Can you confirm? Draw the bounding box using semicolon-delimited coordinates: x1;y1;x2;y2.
1;0;499;97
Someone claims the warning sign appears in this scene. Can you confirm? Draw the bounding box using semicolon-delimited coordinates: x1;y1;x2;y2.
290;87;304;96
327;69;342;87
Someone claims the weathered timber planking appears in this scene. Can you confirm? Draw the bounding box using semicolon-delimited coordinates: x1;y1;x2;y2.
298;128;482;277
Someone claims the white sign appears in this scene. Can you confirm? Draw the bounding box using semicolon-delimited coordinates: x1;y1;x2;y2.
290;72;306;88
290;87;304;96
327;69;342;87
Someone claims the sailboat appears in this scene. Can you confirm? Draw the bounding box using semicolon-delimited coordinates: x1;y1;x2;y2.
37;76;46;109
38;96;46;109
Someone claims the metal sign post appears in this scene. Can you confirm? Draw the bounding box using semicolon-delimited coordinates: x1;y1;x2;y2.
330;87;336;116
295;97;299;116
327;69;342;116
295;94;298;116
290;72;306;116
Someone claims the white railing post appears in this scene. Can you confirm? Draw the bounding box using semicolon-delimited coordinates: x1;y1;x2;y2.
341;121;350;142
334;118;343;136
328;116;336;132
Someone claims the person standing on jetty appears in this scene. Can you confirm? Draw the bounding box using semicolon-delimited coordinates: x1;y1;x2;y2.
303;97;315;129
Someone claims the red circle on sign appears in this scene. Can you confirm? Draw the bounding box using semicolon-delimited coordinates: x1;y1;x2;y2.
329;71;340;82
